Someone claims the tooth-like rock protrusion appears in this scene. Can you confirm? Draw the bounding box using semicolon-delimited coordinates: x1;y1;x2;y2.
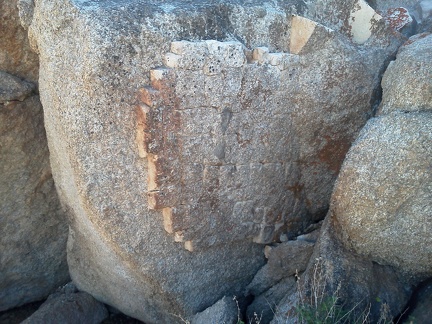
290;15;334;54
252;47;299;70
164;40;246;71
348;0;382;44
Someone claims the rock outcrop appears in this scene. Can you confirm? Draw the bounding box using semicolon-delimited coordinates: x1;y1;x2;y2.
0;0;69;311
24;0;405;321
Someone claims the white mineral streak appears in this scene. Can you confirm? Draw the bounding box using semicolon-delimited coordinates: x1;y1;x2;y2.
349;0;382;44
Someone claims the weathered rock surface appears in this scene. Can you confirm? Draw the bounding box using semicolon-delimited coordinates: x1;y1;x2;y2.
0;0;38;83
379;33;432;113
22;283;108;324
136;31;388;249
0;87;69;310
0;0;69;311
26;0;404;322
332;111;432;279
191;296;237;324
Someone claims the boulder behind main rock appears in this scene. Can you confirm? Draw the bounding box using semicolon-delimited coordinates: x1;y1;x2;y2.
0;0;69;310
0;87;69;311
379;32;432;113
332;111;432;279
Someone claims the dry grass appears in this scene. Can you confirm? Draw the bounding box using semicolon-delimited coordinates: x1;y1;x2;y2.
269;257;405;324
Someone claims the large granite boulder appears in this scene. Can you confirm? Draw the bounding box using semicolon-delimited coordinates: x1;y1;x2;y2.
0;0;69;311
25;0;404;322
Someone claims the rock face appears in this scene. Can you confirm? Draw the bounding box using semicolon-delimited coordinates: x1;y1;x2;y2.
26;0;403;322
0;84;69;310
333;112;432;278
0;0;69;311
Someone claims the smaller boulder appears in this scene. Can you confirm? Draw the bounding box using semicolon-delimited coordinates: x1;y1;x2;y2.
21;283;108;324
379;33;432;114
246;276;296;324
191;296;238;324
0;71;35;103
246;240;314;297
332;112;432;279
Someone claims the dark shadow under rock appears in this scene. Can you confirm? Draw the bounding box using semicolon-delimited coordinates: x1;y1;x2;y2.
0;301;43;324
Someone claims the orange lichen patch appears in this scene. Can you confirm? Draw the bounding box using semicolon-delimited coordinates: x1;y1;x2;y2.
381;7;413;31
